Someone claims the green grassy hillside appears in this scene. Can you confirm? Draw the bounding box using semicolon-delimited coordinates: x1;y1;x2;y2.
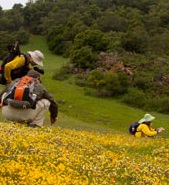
0;35;169;185
1;35;169;137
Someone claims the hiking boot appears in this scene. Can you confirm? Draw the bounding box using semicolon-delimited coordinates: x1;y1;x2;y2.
27;122;36;128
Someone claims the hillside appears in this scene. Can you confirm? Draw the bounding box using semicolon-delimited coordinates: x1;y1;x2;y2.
0;35;168;136
0;35;169;184
1;0;169;114
0;122;169;184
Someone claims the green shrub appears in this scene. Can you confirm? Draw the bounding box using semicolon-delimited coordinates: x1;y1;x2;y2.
70;46;98;69
84;71;130;97
87;70;105;88
0;31;18;59
102;72;128;96
157;97;169;113
145;96;169;113
53;65;72;81
14;29;30;44
122;87;146;108
83;87;97;96
74;29;110;52
47;25;65;55
121;26;149;54
75;74;88;87
133;75;153;90
94;88;114;97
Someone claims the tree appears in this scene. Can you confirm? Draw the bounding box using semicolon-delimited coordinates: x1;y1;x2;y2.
121;26;149;54
70;46;98;69
149;29;169;55
97;10;127;32
74;29;110;52
46;25;65;54
0;31;16;59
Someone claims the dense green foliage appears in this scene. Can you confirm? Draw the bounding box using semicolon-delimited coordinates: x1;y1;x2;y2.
0;5;30;58
1;0;169;57
1;0;169;113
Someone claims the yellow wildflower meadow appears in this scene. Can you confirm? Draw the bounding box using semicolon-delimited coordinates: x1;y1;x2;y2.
0;122;169;185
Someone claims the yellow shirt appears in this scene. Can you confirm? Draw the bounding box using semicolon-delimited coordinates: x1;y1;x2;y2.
4;55;26;83
135;123;158;138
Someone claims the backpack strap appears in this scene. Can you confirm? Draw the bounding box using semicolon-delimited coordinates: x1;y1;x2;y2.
22;53;29;66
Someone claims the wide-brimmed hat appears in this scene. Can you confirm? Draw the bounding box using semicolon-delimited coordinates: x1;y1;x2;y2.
28;50;44;66
138;113;155;124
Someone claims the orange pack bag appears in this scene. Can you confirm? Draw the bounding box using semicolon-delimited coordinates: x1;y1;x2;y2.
3;76;37;109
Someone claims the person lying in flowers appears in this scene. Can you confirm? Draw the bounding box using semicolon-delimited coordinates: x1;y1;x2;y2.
0;70;58;127
135;113;165;137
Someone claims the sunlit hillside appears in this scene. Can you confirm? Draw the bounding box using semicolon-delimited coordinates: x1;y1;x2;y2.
0;122;169;185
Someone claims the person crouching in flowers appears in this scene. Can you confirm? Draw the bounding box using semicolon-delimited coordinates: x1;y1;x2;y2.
0;70;58;127
135;113;165;138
